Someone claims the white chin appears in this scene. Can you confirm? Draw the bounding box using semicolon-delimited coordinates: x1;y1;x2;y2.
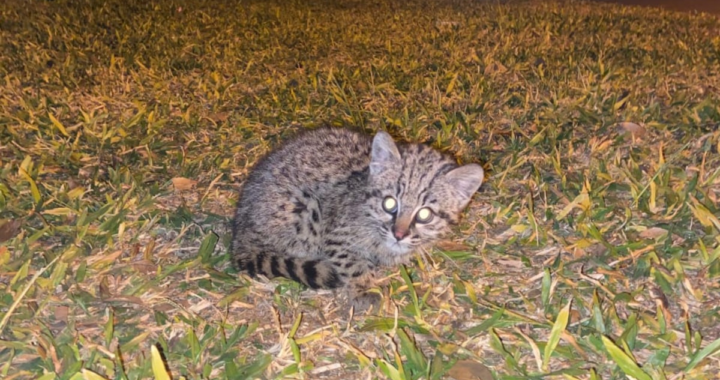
385;241;412;256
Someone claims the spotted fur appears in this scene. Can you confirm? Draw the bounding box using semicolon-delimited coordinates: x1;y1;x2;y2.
230;128;484;304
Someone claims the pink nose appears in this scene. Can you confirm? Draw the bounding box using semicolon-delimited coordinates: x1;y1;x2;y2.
392;226;410;241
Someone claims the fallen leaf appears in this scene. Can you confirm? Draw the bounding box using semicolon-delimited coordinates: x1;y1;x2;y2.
639;227;668;239
131;260;156;274
0;246;8;265
436;240;470;251
0;219;22;243
172;177;197;191
617;121;646;137
447;360;493;380
496;259;524;268
54;305;69;322
484;61;507;76
211;112;230;122
649;285;669;310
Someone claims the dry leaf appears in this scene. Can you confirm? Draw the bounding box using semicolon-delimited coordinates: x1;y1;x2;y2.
447;360;494;380
436;240;470;251
0;219;22;243
496;259;524;268
172;177;198;191
211;112;230;122
54;305;69;322
0;246;8;266
131;260;157;274
649;285;669;310
617;121;646;137
484;61;507;76
639;227;668;239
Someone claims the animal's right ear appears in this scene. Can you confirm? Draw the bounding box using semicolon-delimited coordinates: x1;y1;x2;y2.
445;163;484;207
370;131;401;176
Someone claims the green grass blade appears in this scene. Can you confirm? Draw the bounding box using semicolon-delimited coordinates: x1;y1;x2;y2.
684;337;720;372
543;298;571;371
601;336;652;380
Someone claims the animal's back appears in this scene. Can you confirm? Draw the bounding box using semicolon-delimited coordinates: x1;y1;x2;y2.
231;128;373;289
234;127;371;232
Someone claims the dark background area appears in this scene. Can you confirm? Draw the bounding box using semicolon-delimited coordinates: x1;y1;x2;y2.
596;0;720;13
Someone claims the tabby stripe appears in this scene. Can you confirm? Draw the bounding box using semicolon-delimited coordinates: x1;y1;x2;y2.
426;163;456;191
284;258;302;283
302;260;320;289
395;158;407;197
419;190;429;205
255;252;267;276
270;256;283;277
325;270;342;289
407;159;416;191
244;259;256;277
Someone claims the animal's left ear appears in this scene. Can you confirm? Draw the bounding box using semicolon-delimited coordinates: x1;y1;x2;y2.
445;164;484;205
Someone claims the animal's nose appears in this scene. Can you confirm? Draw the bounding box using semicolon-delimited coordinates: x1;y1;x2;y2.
392;225;410;241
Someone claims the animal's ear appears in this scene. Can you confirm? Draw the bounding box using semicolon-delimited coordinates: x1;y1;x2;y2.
445;164;484;205
370;131;401;176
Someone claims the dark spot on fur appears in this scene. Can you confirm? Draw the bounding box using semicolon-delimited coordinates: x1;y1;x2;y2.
336;253;348;259
294;222;302;233
344;262;353;269
292;201;307;214
312;209;319;222
349;170;365;180
351;270;364;278
437;210;453;223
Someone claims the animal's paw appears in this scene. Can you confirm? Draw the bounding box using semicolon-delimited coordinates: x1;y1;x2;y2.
351;291;382;313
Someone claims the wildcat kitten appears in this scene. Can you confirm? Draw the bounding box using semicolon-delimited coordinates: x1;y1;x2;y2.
230;127;484;307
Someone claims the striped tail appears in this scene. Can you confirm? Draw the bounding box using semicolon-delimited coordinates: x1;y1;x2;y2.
234;251;344;289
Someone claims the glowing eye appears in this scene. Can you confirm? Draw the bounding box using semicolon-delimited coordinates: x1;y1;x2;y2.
382;196;397;213
416;208;433;223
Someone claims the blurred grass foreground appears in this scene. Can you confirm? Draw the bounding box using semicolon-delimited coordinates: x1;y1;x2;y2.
1;0;720;378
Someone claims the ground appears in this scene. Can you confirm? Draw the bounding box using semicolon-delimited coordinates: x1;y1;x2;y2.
1;0;720;379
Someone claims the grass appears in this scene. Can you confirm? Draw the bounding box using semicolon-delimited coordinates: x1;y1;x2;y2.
1;0;720;378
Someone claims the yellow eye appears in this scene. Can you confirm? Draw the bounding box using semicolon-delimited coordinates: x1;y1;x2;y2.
382;196;397;213
416;208;433;223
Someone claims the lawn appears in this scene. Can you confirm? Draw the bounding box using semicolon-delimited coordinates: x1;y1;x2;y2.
1;0;720;378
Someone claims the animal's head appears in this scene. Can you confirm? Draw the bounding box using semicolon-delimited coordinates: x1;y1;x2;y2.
365;131;484;258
